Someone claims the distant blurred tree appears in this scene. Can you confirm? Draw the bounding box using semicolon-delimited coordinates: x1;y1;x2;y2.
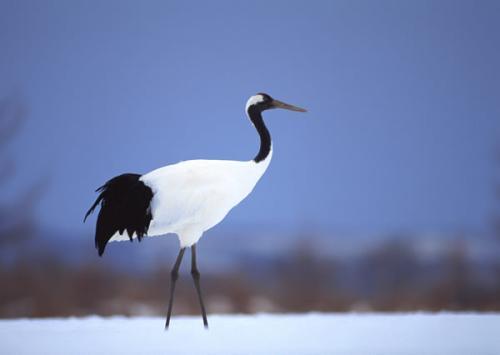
495;151;500;240
0;97;43;249
359;237;422;309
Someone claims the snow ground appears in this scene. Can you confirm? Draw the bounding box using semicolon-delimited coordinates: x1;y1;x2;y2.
1;313;499;355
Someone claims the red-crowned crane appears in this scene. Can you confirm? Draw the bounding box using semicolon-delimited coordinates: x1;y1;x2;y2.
85;93;307;328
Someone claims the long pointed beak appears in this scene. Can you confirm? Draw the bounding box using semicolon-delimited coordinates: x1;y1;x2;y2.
272;99;307;112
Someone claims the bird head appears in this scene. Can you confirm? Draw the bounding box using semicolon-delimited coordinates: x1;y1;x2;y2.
246;93;307;113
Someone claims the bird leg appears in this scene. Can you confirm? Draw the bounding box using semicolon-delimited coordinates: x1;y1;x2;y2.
191;244;209;328
165;247;185;329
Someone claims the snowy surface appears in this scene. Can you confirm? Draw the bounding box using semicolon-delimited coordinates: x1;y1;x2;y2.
1;313;499;355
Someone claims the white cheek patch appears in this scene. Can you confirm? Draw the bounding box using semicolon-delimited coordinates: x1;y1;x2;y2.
246;94;265;112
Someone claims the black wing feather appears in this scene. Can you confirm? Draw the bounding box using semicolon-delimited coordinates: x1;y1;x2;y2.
84;173;153;256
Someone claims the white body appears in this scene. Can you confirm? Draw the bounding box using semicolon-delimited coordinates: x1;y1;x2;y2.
110;150;272;247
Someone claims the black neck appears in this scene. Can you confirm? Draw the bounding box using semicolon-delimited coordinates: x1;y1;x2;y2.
248;107;271;163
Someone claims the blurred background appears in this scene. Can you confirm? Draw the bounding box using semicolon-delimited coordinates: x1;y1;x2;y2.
1;0;500;317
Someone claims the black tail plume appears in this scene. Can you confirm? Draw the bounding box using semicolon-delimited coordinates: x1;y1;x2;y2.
84;173;153;256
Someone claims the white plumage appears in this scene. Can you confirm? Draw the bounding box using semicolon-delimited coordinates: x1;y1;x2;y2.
117;151;272;247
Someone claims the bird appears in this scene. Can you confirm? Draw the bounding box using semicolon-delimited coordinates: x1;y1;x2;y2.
84;93;307;328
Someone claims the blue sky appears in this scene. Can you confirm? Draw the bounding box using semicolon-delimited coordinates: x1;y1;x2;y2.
1;0;499;236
